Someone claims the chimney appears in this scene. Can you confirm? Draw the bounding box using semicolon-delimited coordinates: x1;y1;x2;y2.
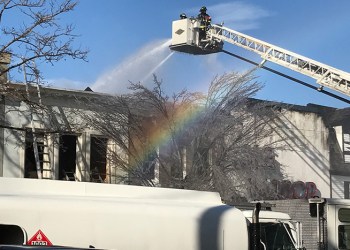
0;52;11;83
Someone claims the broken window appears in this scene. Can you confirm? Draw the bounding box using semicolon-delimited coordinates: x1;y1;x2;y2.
24;129;44;179
344;125;350;163
59;134;77;181
90;136;108;182
141;150;157;180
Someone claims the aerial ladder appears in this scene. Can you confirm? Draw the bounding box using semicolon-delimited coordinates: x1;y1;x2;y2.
170;18;350;102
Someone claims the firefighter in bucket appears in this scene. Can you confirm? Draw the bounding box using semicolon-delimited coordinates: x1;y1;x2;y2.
197;6;211;41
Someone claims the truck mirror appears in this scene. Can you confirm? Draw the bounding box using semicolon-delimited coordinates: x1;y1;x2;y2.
309;198;325;217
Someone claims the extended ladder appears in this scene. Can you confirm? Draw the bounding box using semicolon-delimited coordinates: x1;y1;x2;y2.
23;62;52;179
208;24;350;97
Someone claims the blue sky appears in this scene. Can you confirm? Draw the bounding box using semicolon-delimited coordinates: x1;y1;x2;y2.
36;1;350;108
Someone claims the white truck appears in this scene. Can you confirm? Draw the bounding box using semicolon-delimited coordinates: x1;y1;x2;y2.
0;177;299;250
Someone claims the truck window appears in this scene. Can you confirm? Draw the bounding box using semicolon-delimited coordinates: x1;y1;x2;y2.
260;223;296;250
0;224;26;244
339;225;350;249
339;208;350;222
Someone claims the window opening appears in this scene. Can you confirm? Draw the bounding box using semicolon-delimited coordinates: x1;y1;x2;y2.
259;222;296;250
24;129;44;178
142;150;157;180
339;208;350;223
339;225;350;249
344;125;350;163
90;136;108;182
0;224;26;245
345;182;350;199
59;134;77;180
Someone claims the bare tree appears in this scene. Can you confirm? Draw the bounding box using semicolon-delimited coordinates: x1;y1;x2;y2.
0;0;88;133
0;0;87;81
82;70;287;201
178;72;286;202
0;1;90;181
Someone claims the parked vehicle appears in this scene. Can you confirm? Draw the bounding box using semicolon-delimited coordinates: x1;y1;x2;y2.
0;177;298;250
265;198;350;250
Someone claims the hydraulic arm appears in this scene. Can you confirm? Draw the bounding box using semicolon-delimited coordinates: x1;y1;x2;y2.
209;24;350;97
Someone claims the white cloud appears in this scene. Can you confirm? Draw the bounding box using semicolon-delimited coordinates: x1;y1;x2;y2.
188;2;269;31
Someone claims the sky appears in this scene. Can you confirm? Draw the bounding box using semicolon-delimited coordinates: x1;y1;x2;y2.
21;1;350;108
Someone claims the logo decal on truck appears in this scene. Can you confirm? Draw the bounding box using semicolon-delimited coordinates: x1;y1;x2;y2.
27;230;53;246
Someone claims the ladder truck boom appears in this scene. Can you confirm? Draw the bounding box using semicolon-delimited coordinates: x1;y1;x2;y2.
170;18;350;98
209;24;350;97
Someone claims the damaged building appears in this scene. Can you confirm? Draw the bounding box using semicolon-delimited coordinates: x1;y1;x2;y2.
0;82;349;199
0;82;126;183
269;102;350;199
0;54;349;199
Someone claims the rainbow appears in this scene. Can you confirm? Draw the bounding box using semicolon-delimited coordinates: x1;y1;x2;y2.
130;100;205;171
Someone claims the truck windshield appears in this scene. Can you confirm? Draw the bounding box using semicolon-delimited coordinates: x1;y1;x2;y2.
260;222;296;250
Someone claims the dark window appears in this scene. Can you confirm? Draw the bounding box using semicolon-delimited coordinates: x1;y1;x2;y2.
259;223;296;250
142;150;157;180
90;136;108;182
339;209;350;223
339;225;350;249
343;125;350;163
345;182;350;199
59;134;77;180
0;224;26;245
24;129;44;179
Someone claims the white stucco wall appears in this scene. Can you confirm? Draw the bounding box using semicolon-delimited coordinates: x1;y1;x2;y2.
275;110;330;197
331;175;350;198
2;101;28;178
0;89;126;183
1;93;95;180
2;128;24;178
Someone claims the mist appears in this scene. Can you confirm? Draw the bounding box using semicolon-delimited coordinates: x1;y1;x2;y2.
92;39;173;94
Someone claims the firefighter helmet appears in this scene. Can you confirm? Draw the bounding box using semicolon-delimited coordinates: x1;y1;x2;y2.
200;6;207;12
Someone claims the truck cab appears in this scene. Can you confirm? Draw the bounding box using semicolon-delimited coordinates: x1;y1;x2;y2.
243;210;302;250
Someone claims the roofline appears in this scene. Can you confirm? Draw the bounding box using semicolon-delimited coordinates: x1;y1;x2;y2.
6;81;115;99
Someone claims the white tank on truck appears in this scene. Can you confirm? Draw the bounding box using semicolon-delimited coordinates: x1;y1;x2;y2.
0;177;299;249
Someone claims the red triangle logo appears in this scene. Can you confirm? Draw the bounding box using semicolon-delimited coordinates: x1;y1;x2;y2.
27;230;53;246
